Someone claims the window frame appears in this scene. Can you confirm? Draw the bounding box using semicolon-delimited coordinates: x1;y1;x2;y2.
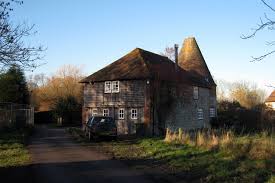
92;109;98;116
104;81;112;93
209;107;215;118
118;108;124;119
112;81;120;93
131;108;138;119
197;108;203;120
193;86;199;100
103;109;109;117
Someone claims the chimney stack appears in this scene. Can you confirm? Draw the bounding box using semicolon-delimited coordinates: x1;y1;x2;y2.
174;44;179;71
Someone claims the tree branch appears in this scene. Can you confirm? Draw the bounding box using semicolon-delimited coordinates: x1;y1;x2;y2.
250;50;275;62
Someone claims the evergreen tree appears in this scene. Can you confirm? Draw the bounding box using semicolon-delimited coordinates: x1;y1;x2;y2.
0;65;29;104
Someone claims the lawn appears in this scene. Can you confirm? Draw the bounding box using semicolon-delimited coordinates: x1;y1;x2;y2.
0;127;32;167
68;127;275;183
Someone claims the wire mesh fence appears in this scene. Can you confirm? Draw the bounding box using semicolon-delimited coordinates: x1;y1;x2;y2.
0;102;34;129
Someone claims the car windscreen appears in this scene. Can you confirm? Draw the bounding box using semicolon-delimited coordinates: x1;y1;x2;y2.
90;117;112;124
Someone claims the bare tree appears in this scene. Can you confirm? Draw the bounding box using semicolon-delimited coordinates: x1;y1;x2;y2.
160;46;175;61
31;65;84;110
242;0;275;62
0;0;44;71
230;81;267;109
216;79;233;102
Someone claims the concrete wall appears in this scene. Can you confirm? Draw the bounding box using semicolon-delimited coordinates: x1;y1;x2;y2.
157;82;216;132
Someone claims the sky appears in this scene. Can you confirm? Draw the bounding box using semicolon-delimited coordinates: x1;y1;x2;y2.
11;0;275;94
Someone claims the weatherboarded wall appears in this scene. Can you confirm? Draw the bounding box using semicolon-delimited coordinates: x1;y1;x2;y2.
82;80;148;135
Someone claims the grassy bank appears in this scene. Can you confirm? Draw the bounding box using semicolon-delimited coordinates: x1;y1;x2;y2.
67;127;275;183
0;127;32;167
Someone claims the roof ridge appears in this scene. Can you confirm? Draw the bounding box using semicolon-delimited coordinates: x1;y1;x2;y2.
136;47;171;60
136;48;152;78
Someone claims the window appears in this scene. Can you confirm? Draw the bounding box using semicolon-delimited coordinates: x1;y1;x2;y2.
197;108;203;120
92;109;98;116
104;81;112;93
193;86;199;100
105;81;119;93
118;108;124;119
209;107;215;118
131;109;137;119
112;81;119;93
103;109;109;117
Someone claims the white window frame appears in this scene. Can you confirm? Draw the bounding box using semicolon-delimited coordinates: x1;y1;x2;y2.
104;81;112;93
131;108;138;119
112;81;119;93
197;108;203;120
193;86;199;100
209;107;215;118
103;109;109;117
118;108;124;119
92;109;98;116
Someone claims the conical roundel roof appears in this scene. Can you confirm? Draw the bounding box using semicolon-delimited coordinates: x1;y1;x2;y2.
178;37;215;86
266;90;275;102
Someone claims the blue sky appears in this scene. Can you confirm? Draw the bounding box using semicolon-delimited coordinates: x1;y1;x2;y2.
12;0;275;93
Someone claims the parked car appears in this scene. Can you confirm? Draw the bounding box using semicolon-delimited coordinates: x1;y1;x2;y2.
85;116;117;140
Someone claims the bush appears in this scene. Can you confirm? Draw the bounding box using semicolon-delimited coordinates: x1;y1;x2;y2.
215;101;274;132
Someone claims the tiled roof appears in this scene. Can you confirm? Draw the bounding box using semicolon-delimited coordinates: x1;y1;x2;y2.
178;37;216;86
81;45;215;88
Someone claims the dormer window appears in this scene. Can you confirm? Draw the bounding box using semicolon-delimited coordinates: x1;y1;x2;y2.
105;81;119;93
193;86;199;100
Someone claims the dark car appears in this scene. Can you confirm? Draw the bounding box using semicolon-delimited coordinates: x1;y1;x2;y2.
85;116;117;140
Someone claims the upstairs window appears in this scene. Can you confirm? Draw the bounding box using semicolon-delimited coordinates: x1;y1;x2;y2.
104;81;112;93
103;109;109;117
131;109;137;119
104;81;119;93
112;81;119;93
209;107;216;118
118;108;124;119
193;86;199;100
197;108;203;120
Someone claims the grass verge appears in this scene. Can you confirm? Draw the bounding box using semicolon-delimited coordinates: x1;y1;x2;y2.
0;127;32;167
67;127;275;183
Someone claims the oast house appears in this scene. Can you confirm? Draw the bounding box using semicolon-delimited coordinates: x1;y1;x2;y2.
80;37;217;135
